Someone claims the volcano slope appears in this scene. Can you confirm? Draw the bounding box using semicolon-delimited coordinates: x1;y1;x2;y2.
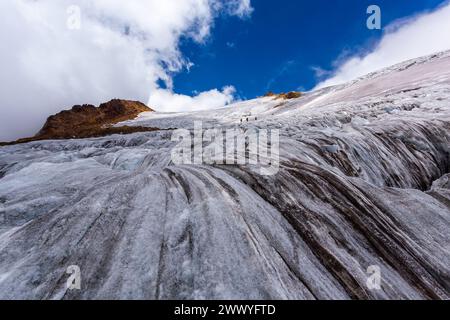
0;51;449;300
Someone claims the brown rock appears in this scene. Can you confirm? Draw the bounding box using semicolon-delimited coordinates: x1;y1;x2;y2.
37;99;153;139
0;99;156;145
263;91;303;100
283;91;302;99
263;91;276;97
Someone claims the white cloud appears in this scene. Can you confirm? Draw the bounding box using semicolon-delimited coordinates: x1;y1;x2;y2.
316;2;450;89
148;86;236;112
310;66;332;79
225;0;254;18
0;0;252;141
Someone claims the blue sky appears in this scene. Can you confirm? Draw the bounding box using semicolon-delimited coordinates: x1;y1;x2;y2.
174;0;447;99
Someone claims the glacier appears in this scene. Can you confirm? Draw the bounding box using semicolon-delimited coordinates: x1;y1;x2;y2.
0;51;449;299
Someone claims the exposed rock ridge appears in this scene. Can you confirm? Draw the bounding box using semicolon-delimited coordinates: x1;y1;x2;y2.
1;99;154;145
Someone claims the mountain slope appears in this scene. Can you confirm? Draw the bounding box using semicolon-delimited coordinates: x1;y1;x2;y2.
0;99;155;145
0;52;449;299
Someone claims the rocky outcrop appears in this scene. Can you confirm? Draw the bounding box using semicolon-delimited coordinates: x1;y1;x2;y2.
1;100;155;145
264;91;302;99
37;99;154;139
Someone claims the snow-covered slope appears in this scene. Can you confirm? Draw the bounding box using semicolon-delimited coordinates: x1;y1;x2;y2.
0;51;449;299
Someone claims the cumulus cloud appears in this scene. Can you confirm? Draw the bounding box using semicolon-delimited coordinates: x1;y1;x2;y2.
316;2;450;89
148;86;236;112
0;0;253;141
